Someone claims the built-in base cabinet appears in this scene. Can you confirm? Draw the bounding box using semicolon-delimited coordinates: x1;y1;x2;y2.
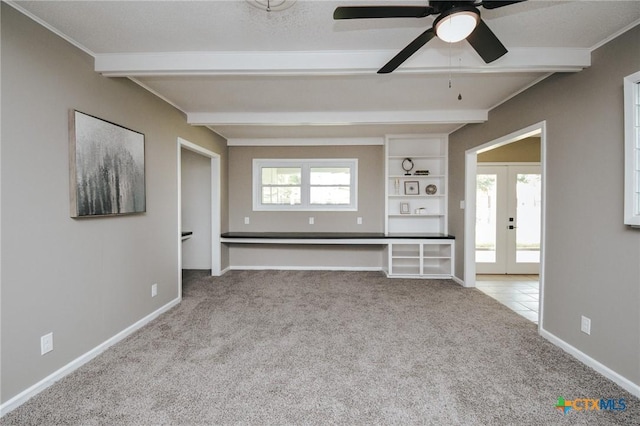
385;240;454;278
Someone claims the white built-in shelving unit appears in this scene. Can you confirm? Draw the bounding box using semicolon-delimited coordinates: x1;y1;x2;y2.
383;135;453;279
385;134;448;235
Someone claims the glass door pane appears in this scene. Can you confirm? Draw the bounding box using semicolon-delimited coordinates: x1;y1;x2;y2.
515;173;541;263
476;174;497;263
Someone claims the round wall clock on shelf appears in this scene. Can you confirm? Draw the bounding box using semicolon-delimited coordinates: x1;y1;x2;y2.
402;158;414;176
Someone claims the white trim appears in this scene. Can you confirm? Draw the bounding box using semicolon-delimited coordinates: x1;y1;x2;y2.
129;77;186;115
451;276;465;287
228;265;384;272
178;138;222;277
5;1;96;57
463;151;477;288
188;110;487;127
623;71;640;227
0;297;180;417
227;137;384;147
252;158;358;212
540;328;640;399
463;122;546;288
590;19;640;52
487;73;554;112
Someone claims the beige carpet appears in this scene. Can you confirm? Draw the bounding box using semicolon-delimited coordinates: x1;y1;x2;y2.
1;270;637;425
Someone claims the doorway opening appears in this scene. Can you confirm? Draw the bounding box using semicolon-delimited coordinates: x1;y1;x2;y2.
463;122;546;327
177;138;221;297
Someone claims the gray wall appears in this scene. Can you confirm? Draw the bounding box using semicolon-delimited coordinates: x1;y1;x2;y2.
227;145;385;268
0;4;227;403
449;26;640;386
181;148;212;270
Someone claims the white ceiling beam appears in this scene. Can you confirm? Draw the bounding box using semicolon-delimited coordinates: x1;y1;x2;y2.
187;110;488;126
95;48;590;77
227;137;385;146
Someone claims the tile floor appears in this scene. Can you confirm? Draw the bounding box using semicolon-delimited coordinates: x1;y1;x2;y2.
475;275;540;324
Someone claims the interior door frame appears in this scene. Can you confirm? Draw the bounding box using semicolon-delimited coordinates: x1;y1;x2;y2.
177;138;221;297
463;122;547;329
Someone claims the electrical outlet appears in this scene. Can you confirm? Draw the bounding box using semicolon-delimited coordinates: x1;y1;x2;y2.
460;200;465;209
581;315;591;335
309;217;314;225
41;332;53;355
151;283;158;297
244;217;250;225
357;217;363;225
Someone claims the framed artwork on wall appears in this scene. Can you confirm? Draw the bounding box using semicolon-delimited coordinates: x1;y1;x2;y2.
69;110;146;217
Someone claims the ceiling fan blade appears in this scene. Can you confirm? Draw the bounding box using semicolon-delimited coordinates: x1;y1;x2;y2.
378;28;436;74
480;0;526;10
466;19;507;63
333;6;433;20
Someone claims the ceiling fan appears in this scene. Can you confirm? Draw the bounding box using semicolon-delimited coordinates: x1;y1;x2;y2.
333;1;525;73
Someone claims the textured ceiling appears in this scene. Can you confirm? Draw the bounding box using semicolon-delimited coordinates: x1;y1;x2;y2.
10;0;640;140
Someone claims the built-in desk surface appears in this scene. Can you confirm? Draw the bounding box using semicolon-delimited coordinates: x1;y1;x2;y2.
220;232;455;279
221;232;454;240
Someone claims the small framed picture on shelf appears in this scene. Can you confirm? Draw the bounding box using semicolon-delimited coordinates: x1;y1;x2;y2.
400;202;410;214
404;181;419;195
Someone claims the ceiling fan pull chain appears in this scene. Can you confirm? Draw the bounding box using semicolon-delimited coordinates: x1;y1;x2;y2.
458;57;463;100
448;41;452;89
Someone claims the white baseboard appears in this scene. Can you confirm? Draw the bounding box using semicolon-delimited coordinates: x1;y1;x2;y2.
451;276;465;286
219;265;231;275
540;328;640;398
0;297;181;417
228;265;384;272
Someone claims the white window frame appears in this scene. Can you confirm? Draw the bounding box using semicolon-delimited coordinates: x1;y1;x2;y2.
253;158;358;211
624;71;640;227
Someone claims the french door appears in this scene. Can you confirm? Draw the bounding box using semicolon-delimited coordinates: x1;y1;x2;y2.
476;164;541;274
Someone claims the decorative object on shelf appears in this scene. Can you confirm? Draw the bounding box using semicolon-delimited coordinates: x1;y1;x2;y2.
425;184;438;195
246;0;296;12
69;110;145;218
404;181;419;195
400;202;410;214
394;178;400;195
402;158;414;175
415;207;426;215
414;170;430;175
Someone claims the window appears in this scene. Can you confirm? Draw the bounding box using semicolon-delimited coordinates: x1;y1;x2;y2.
624;71;640;227
253;159;357;211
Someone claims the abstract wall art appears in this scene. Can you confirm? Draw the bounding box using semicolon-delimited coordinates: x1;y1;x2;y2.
69;110;145;217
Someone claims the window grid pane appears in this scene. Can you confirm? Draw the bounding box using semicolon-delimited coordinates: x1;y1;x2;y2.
310;186;350;205
261;167;301;185
310;167;351;185
262;187;301;205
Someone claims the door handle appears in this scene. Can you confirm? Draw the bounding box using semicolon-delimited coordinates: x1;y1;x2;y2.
508;225;517;230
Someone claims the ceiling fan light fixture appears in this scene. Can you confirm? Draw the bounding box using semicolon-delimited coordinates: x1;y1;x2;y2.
434;6;480;43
